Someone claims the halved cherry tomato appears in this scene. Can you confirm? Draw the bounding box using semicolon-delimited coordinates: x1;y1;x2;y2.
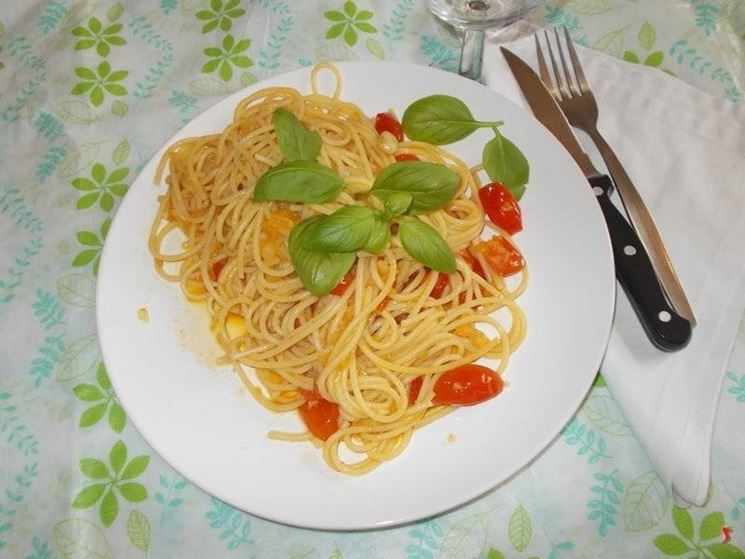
298;390;340;441
429;272;450;299
472;236;525;277
478;182;522;235
209;257;228;281
374;112;404;141
394;153;419;161
331;271;355;296
432;364;504;406
461;250;487;279
408;376;424;405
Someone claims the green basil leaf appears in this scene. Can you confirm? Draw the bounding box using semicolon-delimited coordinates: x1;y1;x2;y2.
402;95;502;145
363;215;391;254
398;219;456;273
301;206;376;252
254;161;343;203
272;108;322;162
383;192;413;217
371;161;459;215
482;130;530;198
289;218;356;296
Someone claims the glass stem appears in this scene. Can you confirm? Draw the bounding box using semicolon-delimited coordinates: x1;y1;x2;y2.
459;27;485;82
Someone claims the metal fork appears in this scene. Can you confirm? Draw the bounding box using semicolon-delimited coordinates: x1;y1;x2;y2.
535;27;696;325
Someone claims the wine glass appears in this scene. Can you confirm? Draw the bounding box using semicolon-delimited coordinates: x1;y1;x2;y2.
427;0;541;81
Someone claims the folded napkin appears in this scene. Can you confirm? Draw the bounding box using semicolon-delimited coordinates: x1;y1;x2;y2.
481;26;745;505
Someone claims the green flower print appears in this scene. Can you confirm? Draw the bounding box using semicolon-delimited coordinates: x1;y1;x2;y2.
202;34;252;82
325;1;377;47
73;363;126;433
72;17;127;57
72;440;149;527
72;162;129;212
72;217;111;276
653;506;745;558
196;0;246;33
71;62;128;107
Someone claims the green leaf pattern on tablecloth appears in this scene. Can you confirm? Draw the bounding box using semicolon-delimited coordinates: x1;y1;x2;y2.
1;2;744;557
653;506;745;558
71;440;149;527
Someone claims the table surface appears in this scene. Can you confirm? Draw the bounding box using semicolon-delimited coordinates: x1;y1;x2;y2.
2;1;744;558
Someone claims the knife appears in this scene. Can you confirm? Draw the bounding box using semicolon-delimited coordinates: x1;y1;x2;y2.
501;46;692;351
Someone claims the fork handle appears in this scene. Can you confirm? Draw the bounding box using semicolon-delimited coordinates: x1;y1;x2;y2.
590;174;692;351
587;128;696;326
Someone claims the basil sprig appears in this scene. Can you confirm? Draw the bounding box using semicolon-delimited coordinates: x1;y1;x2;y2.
402;95;530;200
402;95;503;145
482;128;530;200
253;160;343;204
272;108;321;162
370;161;459;215
288;217;356;297
288;160;461;295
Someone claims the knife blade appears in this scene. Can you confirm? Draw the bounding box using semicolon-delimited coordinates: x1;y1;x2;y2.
501;46;691;351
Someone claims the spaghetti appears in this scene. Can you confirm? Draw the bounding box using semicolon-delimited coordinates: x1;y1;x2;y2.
149;64;528;475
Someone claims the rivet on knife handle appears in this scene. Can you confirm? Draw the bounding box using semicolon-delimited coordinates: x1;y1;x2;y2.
590;175;692;351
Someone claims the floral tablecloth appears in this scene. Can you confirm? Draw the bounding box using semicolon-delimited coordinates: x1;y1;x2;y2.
2;1;744;558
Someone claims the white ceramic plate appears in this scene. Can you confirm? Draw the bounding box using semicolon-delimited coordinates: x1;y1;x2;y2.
97;61;615;530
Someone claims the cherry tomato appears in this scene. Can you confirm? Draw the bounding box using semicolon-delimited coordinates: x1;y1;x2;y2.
408;376;424;405
209;257;228;281
331;271;355;296
298;390;340;441
429;272;450;299
432;364;504;406
472;236;525;277
461;250;487;279
394;153;419;161
478;182;523;235
374;112;404;141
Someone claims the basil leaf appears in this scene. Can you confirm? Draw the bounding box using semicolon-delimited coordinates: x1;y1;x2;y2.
383;192;413;218
289;218;356;296
254;161;343;204
301;206;376;252
371;161;459;215
402;95;502;145
398;219;456;273
272;108;321;162
363;214;391;255
482;130;530;198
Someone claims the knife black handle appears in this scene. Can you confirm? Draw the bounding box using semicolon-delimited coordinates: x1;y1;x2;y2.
589;175;692;351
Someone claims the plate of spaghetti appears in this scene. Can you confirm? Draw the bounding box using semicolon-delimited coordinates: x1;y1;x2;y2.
97;61;615;529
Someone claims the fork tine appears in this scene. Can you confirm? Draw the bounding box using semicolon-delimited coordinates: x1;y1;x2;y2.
563;27;589;94
544;30;570;100
555;27;581;97
534;33;558;99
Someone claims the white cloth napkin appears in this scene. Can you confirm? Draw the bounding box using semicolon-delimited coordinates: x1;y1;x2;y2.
481;27;745;505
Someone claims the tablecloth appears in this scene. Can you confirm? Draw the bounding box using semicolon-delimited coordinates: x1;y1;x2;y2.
1;1;744;558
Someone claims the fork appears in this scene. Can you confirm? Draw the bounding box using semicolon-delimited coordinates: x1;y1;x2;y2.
535;28;696;326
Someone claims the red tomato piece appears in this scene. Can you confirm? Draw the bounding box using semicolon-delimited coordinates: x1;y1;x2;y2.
298;391;340;442
461;250;487;279
432;364;504;406
429;272;450;299
374;112;404;141
472;236;525;277
209;257;228;281
478;182;523;235
408;376;424;405
331;271;355;296
394;153;419;161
